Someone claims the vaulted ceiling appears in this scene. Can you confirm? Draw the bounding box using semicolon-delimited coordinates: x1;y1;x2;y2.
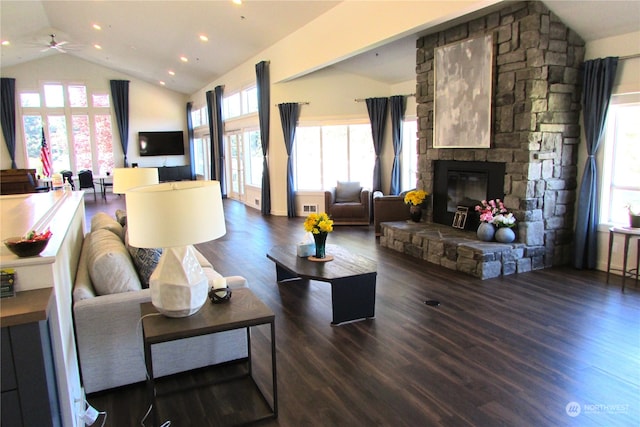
1;1;638;95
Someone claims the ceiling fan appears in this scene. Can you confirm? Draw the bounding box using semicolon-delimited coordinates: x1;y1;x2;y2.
41;34;69;53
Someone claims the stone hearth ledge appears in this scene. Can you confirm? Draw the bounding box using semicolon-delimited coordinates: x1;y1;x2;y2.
379;221;545;279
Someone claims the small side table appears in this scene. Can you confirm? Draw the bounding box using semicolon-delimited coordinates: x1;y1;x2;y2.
140;288;277;425
606;226;640;292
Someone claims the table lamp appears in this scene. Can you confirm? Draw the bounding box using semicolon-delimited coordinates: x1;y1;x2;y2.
125;181;226;317
113;167;159;194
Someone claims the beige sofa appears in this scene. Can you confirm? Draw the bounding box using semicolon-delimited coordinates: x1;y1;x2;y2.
72;212;249;394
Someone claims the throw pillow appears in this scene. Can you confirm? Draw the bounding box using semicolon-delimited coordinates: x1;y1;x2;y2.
86;229;142;295
91;212;124;241
335;181;361;203
115;209;127;227
128;245;162;289
123;228;162;289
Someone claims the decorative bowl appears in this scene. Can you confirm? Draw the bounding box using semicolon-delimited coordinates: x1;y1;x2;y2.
4;236;51;257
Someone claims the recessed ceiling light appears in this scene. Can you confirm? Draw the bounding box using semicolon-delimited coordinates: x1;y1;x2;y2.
94;44;102;50
168;70;175;76
199;34;208;42
1;40;10;46
92;24;102;30
180;56;188;62
160;81;166;86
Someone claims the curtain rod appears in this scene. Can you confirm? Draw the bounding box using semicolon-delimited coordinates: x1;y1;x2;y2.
354;93;416;102
274;102;310;106
620;53;640;60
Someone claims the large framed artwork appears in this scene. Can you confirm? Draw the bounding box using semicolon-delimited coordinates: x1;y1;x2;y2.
434;34;493;148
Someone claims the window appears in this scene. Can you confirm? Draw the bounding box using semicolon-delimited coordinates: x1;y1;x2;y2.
191;106;208;129
601;94;640;225
20;83;114;176
293;123;374;191
246;130;263;186
223;86;258;120
401;119;418;192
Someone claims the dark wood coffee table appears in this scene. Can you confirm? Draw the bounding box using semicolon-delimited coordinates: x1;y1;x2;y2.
266;244;377;325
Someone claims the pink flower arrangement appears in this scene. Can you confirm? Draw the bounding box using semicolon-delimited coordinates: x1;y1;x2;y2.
475;199;508;223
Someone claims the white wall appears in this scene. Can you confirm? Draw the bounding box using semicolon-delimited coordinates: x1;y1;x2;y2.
0;54;188;170
580;30;640;273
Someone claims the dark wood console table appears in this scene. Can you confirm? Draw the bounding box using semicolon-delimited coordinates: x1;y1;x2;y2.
266;244;377;325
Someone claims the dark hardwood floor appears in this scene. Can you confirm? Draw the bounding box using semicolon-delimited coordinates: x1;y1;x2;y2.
83;194;640;427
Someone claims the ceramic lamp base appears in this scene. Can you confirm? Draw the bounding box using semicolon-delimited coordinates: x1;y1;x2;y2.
149;246;208;317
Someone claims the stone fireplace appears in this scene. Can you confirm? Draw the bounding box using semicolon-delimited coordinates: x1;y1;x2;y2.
380;1;585;278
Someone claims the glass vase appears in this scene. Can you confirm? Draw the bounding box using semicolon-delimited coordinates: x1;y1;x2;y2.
313;232;328;258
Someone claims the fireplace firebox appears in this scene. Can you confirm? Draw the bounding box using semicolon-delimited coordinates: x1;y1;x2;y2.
433;161;506;230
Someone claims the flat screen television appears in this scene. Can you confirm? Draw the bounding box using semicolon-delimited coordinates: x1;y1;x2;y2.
138;131;185;156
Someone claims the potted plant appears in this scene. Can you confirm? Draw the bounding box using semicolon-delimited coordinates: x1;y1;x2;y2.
626;203;640;228
303;212;334;259
403;189;429;222
474;199;509;241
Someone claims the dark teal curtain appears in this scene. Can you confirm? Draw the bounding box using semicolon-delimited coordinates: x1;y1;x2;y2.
366;97;388;192
256;61;271;215
1;78;17;168
213;86;226;198
389;95;406;195
573;57;618;269
110;80;130;167
278;103;300;218
186;102;195;179
205;90;217;180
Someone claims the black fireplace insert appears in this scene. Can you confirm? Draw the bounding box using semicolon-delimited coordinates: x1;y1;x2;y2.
433;160;505;230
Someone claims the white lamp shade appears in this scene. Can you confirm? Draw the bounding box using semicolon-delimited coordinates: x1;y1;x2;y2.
125;180;226;248
112;168;159;194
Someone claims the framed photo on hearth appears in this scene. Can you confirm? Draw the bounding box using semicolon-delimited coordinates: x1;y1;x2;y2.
434;34;493;149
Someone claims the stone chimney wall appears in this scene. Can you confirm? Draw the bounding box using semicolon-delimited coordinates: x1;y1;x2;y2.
415;0;585;268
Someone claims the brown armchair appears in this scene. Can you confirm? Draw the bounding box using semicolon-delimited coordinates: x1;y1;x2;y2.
373;191;411;236
324;181;371;225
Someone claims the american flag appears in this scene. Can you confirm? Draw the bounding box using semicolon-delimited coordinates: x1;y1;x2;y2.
40;128;52;177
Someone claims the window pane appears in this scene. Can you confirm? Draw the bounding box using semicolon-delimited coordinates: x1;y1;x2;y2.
224;93;241;119
247;130;262;186
44;84;64;107
20;93;40;107
228;134;241;193
92;94;110;108
72;115;92;170
602;102;640;225
68;85;88;107
322;126;348;189
23;115;44;173
191;109;201;128
244;87;258;114
294;127;322;190
348;124;374;189
402;120;418;191
94;115;114;175
200;107;208;126
47;115;70;171
194;137;205;176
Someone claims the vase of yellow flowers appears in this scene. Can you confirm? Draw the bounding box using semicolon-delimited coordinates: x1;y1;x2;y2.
303;212;334;258
404;189;428;222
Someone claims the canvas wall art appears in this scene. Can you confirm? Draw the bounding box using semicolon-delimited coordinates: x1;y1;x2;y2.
434;34;493;148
